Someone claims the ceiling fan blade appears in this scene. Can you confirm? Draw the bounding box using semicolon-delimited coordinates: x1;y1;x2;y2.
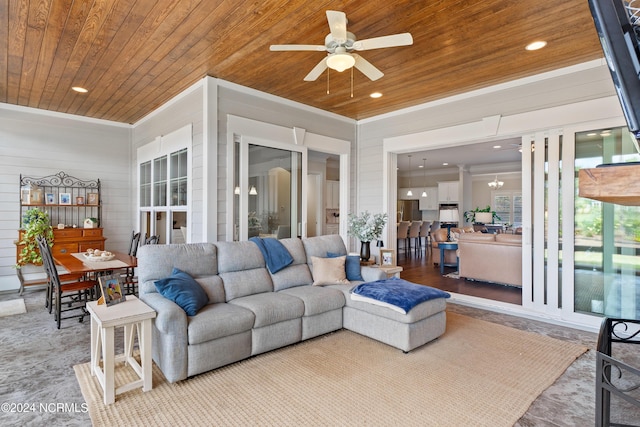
352;33;413;51
270;44;326;52
326;10;347;44
304;58;328;81
353;54;383;81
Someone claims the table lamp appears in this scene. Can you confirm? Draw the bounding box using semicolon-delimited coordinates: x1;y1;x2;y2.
439;208;459;241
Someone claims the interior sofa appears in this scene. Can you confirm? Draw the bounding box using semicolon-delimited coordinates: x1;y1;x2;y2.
457;233;522;287
430;227;474;266
137;234;448;383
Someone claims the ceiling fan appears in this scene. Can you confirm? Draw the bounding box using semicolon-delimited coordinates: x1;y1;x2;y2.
269;10;413;82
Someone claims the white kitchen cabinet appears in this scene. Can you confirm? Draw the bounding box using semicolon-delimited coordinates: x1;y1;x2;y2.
438;181;459;202
326;224;339;235
325;180;340;208
419;187;439;210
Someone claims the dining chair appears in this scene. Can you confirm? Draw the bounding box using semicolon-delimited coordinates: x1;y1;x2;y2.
36;236;98;329
144;234;160;245
408;221;422;255
122;231;142;296
397;221;410;254
419;221;431;250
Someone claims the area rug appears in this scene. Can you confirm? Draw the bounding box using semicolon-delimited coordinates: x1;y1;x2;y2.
0;299;27;317
74;312;587;427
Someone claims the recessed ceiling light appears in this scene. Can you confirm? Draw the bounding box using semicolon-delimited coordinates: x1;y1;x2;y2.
418;164;423;168
442;162;449;166
493;145;502;149
370;92;382;98
526;41;547;51
72;86;88;93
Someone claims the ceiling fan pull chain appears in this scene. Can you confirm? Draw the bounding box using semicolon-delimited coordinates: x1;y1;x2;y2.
350;67;354;98
327;68;330;94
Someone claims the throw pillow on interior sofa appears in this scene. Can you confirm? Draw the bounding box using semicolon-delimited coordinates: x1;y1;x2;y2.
310;256;350;286
154;267;209;316
326;252;364;281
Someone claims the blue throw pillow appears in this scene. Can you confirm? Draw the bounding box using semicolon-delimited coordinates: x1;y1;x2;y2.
327;252;364;282
154;268;209;316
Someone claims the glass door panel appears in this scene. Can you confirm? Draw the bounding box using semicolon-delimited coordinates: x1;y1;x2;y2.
235;141;303;241
574;127;640;318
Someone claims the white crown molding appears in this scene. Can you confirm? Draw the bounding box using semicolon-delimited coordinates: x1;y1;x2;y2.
0;102;130;128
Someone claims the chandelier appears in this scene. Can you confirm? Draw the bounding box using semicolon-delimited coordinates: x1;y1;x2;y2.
488;175;504;189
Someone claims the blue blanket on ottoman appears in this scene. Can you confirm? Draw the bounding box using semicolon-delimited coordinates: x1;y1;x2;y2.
351;278;450;314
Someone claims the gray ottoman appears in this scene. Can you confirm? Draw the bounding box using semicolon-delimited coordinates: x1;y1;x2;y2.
330;284;448;352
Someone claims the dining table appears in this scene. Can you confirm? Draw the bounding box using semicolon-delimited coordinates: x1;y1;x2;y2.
53;251;137;276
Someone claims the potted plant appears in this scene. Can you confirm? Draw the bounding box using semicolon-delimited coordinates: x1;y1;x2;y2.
347;211;388;261
17;208;54;267
464;205;501;224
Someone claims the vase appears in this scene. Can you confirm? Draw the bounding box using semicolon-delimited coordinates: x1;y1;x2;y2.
360;241;371;261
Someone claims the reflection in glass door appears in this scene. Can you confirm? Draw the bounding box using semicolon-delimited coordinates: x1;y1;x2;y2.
234;142;303;241
574;127;640;319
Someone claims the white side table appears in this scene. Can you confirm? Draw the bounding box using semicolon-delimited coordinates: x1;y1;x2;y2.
379;266;403;278
86;295;156;405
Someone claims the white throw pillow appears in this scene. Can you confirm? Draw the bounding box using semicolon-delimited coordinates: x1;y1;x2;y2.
310;256;349;286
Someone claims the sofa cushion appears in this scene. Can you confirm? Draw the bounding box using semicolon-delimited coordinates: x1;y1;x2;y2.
137;243;218;294
496;234;522;244
187;302;255;345
215;240;274;300
310;256;349;286
302;234;347;266
230;292;305;328
279;285;346;316
270;238;313;291
327;252;364;281
458;233;496;242
154;268;209;316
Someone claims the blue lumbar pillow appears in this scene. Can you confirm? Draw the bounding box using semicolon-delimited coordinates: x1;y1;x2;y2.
327;252;364;282
154;267;209;316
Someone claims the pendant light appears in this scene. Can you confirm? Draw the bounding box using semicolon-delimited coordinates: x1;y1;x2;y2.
421;158;427;197
406;155;413;197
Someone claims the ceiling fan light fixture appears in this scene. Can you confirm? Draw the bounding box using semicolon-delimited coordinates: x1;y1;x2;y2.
326;52;355;72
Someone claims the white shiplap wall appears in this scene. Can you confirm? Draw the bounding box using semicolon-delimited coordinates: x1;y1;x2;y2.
0;105;131;291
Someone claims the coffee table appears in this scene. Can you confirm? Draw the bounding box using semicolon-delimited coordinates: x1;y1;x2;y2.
438;242;459;275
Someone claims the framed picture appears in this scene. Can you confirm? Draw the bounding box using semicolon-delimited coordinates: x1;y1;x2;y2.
30;189;43;204
76;196;84;205
59;193;71;205
87;193;99;205
45;193;56;205
380;249;396;266
98;275;126;306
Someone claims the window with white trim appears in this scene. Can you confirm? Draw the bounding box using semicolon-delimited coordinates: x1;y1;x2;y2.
137;125;191;244
493;191;522;226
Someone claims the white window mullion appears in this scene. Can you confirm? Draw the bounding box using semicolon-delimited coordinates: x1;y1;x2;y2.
546;130;561;314
532;132;547;311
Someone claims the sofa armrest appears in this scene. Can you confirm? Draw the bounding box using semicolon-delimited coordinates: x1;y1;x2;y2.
361;266;386;282
139;290;188;335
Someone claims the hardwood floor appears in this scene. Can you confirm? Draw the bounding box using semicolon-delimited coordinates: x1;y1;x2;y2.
396;243;522;305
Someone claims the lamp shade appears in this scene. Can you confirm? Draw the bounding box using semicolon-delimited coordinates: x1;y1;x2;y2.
439;208;459;223
475;212;493;224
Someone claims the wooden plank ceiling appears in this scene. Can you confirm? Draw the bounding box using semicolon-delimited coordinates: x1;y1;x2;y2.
0;0;604;124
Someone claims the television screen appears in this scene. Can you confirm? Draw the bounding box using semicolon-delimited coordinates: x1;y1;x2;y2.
588;0;640;139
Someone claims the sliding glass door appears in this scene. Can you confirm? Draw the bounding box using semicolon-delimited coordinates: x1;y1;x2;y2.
573;127;640;318
234;140;304;241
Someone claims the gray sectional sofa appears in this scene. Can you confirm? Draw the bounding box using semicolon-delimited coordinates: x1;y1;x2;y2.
138;234;447;383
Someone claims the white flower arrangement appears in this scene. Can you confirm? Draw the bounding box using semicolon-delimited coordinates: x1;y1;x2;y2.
347;211;388;242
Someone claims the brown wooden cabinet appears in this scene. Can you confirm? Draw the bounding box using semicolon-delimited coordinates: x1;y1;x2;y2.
16;228;106;261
